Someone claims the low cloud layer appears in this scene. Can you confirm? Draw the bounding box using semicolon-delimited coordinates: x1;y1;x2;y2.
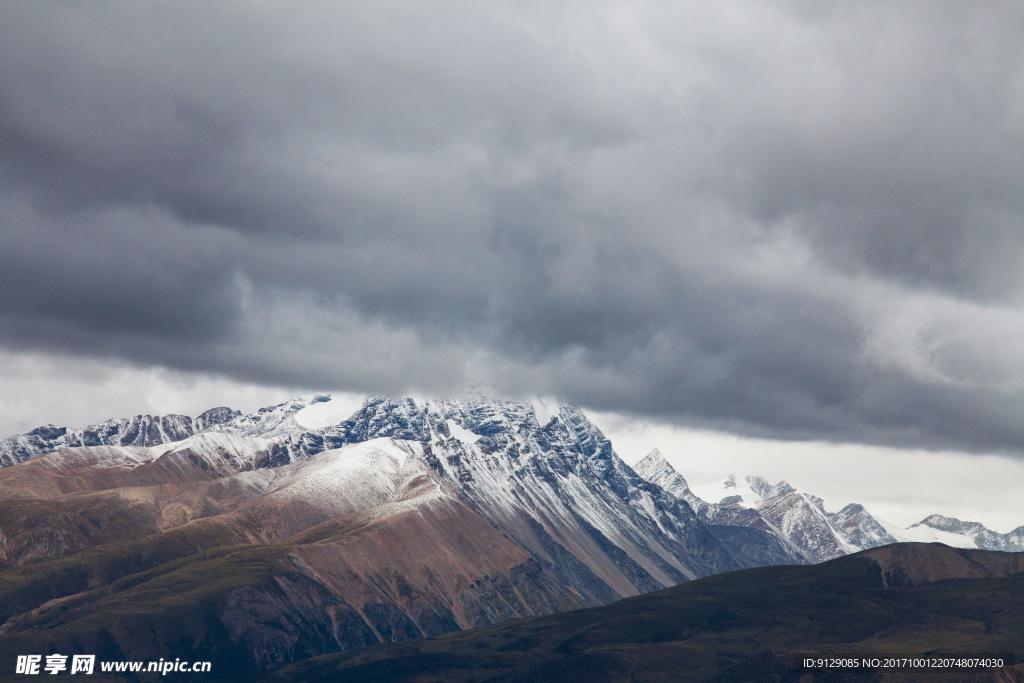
2;1;1023;454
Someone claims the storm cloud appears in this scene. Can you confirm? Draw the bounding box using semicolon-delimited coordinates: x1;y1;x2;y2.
2;1;1023;454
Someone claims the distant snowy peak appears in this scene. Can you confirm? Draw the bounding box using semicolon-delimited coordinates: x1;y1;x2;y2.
917;514;986;536
8;391;1022;577
829;503;900;550
292;395;354;430
0;394;346;470
639;463;908;563
193;407;242;431
636;455;1023;561
1;393;621;477
906;515;1024;552
262;437;442;517
746;475;796;501
634;449;701;508
690;474;793;508
317;395;741;586
755;491;857;562
887;521;977;549
633;449;675;487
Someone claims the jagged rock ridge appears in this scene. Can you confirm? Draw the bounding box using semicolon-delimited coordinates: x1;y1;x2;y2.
0;407;239;467
635;449;1022;563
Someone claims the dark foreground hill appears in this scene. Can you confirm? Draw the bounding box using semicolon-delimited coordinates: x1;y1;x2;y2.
264;543;1024;683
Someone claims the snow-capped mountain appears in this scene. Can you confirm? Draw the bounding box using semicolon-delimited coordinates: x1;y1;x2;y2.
879;514;1024;551
6;399;1018;566
688;471;902;562
754;490;860;562
313;396;741;589
634;451;806;566
690;472;795;508
634;447;703;508
634;452;1018;563
0;407;239;467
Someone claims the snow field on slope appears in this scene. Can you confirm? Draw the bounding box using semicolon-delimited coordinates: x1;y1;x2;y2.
161;431;273;471
264;438;427;514
691;475;761;507
292;395;364;430
446;419;481;445
44;444;159;470
874;515;978;549
530;397;558;427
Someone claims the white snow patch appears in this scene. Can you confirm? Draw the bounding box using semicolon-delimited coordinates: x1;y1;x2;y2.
530;397;558;427
691;475;760;507
874;515;978;549
900;523;978;548
293;395;362;430
872;515;913;543
45;444;159;470
635;489;669;535
161;431;274;473
446;419;481;444
265;437;421;513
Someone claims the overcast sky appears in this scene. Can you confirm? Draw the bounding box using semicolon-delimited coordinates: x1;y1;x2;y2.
2;2;1023;525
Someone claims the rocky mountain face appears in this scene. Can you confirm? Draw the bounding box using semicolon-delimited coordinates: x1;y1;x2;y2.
634;449;1021;564
0;407;239;467
634;451;807;567
0;394;742;671
633;447;703;510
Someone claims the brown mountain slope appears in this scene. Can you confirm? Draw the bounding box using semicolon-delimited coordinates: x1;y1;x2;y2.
861;542;1024;586
0;438;589;673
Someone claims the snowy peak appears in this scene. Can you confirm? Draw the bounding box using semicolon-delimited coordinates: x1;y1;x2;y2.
313;394;742;589
639;465;906;564
746;475;795;501
756;491;857;562
690;474;792;508
194;406;242;432
0;409;239;468
262;437;441;517
634;449;671;482
641;460;1022;562
217;394;333;438
291;396;357;430
529;397;560;427
828;503;900;550
908;514;1024;552
916;514;985;536
638;447;664;464
634;449;696;504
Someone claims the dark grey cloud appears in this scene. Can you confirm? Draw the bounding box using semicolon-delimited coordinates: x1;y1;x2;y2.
2;1;1024;454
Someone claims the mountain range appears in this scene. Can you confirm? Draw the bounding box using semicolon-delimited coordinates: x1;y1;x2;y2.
0;394;1020;674
636;449;1024;561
